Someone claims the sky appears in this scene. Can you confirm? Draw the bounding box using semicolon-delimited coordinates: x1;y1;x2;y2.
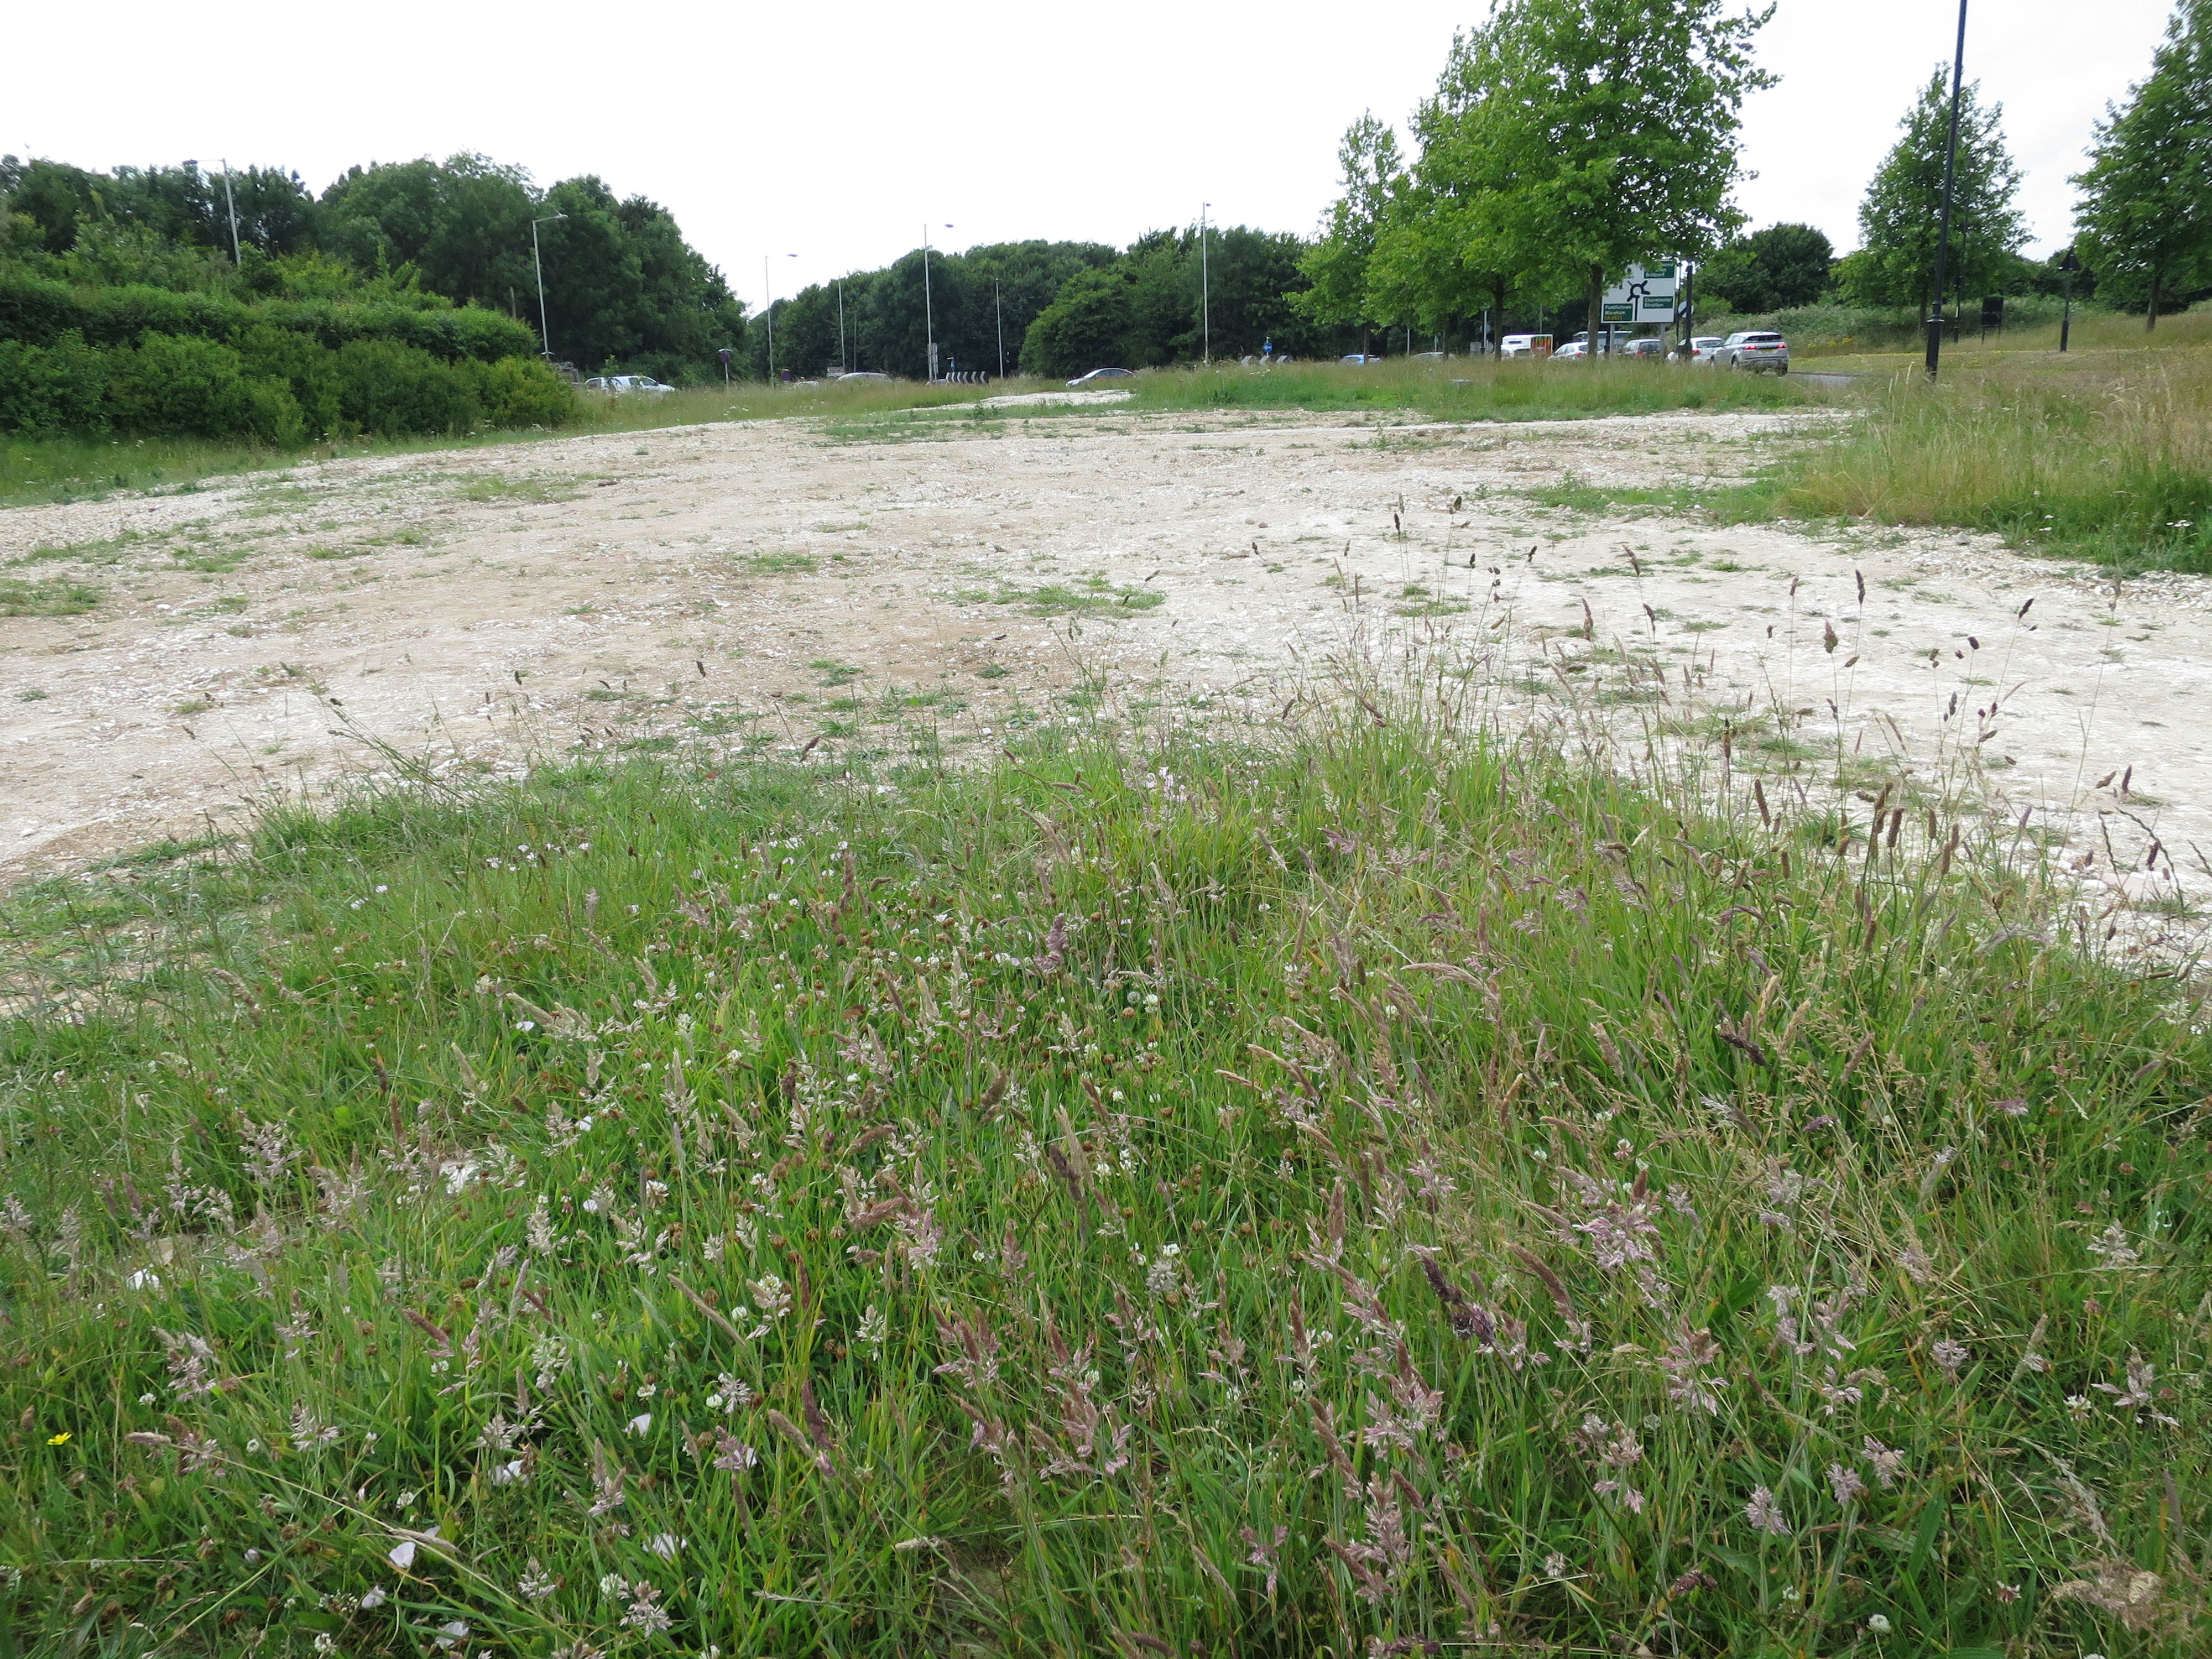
9;0;2177;306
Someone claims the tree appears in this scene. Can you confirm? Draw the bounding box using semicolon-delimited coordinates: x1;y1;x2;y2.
1429;0;1776;352
319;155;538;311
1850;70;2025;315
1697;222;1833;313
1292;114;1406;348
2074;0;2212;328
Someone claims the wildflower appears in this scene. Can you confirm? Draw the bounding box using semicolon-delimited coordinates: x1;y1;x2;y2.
1994;1097;2028;1117
46;1432;69;1447
518;1561;556;1600
711;1430;758;1473
491;1459;527;1485
526;1196;557;1253
646;1532;683;1558
1743;1485;1790;1537
430;1620;469;1651
1828;1462;1866;1505
1995;1583;2020;1603
1866;1613;1892;1634
313;1634;338;1655
1542;1551;1569;1578
598;1572;629;1599
358;1585;388;1610
2094;1352;2178;1424
626;1412;653;1437
857;1304;888;1352
1862;1436;1906;1487
1931;1338;1969;1380
749;1275;792;1318
388;1539;416;1570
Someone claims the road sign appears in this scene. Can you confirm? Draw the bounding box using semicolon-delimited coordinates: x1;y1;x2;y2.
1603;263;1681;324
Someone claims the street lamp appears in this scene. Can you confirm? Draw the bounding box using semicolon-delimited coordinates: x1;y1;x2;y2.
922;224;952;382
532;213;567;361
764;253;796;380
1924;0;1969;379
994;278;1005;381
1200;202;1211;367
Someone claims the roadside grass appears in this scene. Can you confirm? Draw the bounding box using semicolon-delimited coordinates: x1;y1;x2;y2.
0;575;103;617
1126;357;1820;421
1524;352;2212;572
2;705;2207;1656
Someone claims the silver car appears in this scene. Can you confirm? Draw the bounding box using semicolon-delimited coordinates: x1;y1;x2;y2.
1687;336;1725;364
1717;331;1790;374
583;374;676;395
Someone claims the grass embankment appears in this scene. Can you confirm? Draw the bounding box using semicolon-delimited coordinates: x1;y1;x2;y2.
1126;357;1814;421
1538;349;2212;572
0;378;1005;508
2;719;2206;1655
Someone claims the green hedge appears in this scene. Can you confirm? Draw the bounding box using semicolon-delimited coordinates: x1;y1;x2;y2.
0;329;578;442
0;272;538;362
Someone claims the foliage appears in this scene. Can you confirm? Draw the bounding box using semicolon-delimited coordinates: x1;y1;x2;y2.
1;716;2207;1655
1697;222;1834;313
1294;112;1408;335
102;333;294;444
2074;0;2212;325
1844;70;2026;314
0;330;110;436
1408;0;1775;350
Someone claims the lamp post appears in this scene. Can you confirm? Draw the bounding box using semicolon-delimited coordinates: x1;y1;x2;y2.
921;225;951;382
764;253;795;380
531;213;567;361
994;278;1005;381
2060;248;2080;352
218;159;241;264
1924;0;1969;379
838;278;848;373
1200;202;1211;367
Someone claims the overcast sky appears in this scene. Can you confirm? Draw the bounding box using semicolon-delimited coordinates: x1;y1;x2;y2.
11;0;2175;306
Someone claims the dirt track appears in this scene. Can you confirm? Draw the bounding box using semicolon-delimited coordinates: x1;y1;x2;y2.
4;401;2209;951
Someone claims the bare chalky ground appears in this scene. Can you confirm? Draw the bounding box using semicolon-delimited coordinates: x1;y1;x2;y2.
4;401;2208;949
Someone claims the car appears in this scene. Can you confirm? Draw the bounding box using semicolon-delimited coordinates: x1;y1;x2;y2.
1067;367;1136;387
1339;353;1378;365
1687;336;1726;364
831;370;891;383
1622;337;1666;358
1553;340;1589;360
1408;350;1447;361
1499;333;1552;359
583;374;676;395
1717;331;1790;373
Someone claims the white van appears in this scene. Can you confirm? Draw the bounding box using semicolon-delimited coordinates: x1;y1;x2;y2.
1500;334;1553;359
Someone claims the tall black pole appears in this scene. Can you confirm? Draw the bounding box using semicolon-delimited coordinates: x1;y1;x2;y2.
1925;0;1970;379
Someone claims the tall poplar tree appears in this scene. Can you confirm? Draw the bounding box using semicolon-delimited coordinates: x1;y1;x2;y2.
1293;113;1407;352
2074;0;2212;328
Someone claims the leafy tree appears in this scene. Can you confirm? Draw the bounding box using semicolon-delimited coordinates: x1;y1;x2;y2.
1848;70;2025;315
2074;0;2212;327
319;155;538;312
1697;222;1833;312
1293;114;1406;348
1428;0;1775;352
1020;268;1134;377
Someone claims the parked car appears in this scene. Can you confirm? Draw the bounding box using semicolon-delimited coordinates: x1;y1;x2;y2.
1716;331;1790;373
1408;350;1447;361
1623;336;1666;358
1553;340;1590;360
831;370;890;383
1339;353;1378;365
1687;336;1726;364
1067;367;1136;387
1500;333;1552;359
582;374;675;395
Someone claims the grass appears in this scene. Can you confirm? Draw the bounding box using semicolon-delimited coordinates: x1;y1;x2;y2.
1124;357;1818;422
1;698;2208;1656
0;576;103;617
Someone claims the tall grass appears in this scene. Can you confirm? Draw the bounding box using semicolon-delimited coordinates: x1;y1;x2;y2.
2;703;2205;1655
1780;358;2212;570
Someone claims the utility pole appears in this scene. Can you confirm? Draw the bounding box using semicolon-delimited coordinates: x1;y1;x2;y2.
1199;202;1211;366
922;225;935;382
995;278;1005;381
838;279;847;373
1925;0;1969;379
219;159;241;264
531;213;566;360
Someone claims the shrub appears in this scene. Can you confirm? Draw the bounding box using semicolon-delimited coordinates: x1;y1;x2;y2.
234;325;346;439
105;333;259;438
331;338;479;435
469;354;581;428
0;331;111;437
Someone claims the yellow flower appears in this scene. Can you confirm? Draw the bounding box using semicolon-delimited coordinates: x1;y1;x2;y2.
47;1432;71;1446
